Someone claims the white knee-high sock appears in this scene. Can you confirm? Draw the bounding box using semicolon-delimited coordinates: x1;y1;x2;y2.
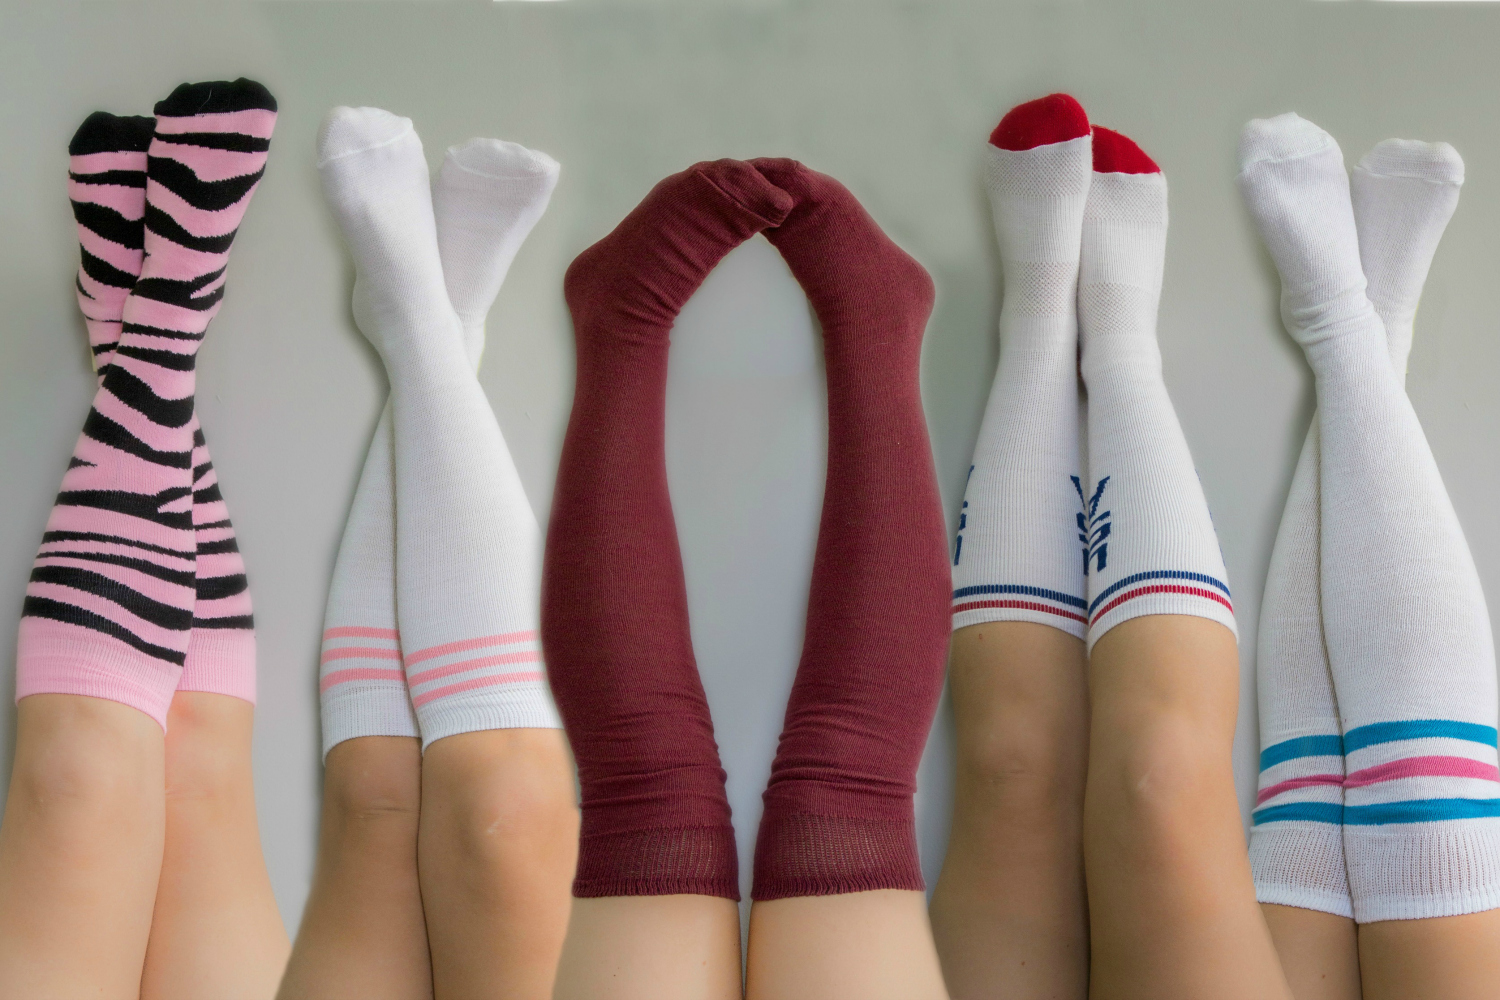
1249;128;1463;917
1241;114;1499;922
318;107;561;752
317;129;560;757
952;94;1092;637
1078;127;1236;651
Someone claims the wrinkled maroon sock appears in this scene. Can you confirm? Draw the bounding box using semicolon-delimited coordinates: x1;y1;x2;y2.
543;160;793;900
749;159;950;900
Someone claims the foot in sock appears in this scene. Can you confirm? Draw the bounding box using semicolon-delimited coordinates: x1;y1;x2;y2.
16;81;275;727
1241;113;1499;922
317;108;562;752
66;110;259;704
544;160;793;899
1078;125;1235;651
747;158;949;900
1250;124;1464;918
950;94;1091;637
318;121;560;756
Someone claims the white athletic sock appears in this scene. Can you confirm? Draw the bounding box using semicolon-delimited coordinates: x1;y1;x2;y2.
316;131;560;757
952;94;1091;638
1249;126;1463;917
318;107;561;752
1241;114;1500;922
1077;127;1236;651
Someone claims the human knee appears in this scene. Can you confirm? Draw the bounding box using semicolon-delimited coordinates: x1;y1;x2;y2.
1092;708;1225;826
424;733;578;866
8;728;155;821
956;710;1087;809
324;738;423;824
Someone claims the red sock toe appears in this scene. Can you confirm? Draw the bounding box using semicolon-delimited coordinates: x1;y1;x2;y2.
989;93;1090;151
1091;126;1160;174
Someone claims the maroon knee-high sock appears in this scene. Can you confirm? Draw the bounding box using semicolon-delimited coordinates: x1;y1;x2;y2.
749;159;950;900
543;160;793;900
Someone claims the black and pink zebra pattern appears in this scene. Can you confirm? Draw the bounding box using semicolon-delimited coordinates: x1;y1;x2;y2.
16;80;276;723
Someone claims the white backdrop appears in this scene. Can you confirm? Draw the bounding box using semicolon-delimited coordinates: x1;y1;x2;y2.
2;0;1498;931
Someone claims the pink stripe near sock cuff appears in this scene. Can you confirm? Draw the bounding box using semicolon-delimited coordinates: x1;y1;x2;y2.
320;667;407;693
407;650;542;686
154;108;277;139
1090;583;1233;624
1345;756;1500;788
320;646;402;664
1257;773;1344;806
951;598;1088;624
403;630;538;666
410;670;545;708
324;626;400;641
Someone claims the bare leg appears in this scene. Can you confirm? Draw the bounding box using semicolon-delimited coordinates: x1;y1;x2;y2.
930;622;1090;998
1085;616;1292;1000
1358;913;1500;1000
139;693;288;999
419;728;577;1000
1261;905;1362;1000
278;736;430;1000
745;891;948;1000
0;694;165;996
552;896;742;1000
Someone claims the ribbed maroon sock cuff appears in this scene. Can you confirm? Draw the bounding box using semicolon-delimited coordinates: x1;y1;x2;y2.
572;825;741;900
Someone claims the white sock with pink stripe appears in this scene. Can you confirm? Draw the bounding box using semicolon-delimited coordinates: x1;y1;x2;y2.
318;107;561;754
1078;126;1236;651
1249;131;1465;918
1242;114;1500;921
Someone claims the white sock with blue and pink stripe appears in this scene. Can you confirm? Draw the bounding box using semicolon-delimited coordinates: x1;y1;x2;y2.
951;94;1091;637
1077;126;1236;651
317;107;561;755
1249;128;1464;918
1242;114;1500;921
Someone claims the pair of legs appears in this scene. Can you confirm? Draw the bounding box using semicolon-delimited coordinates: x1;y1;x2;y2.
932;94;1290;998
0;692;286;998
280;729;576;999
932;618;1281;1000
283;110;577;999
557;891;944;1000
1244;115;1500;1000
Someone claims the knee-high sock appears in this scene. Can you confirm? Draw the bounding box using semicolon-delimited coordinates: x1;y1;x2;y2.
951;94;1091;637
317;108;562;753
544;161;792;900
1250;130;1463;917
64;111;259;703
16;80;274;727
748;160;948;900
317;124;559;757
1078;128;1235;650
1241;114;1499;922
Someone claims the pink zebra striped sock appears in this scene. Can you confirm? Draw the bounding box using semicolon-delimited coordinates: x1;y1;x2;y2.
318;127;560;756
63;110;258;705
16;80;275;728
318;108;560;752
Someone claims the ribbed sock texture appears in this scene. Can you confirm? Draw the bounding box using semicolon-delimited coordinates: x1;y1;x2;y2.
1078;127;1235;652
317;108;562;755
951;94;1091;638
317;118;560;757
544;159;794;899
1249;124;1463;918
748;159;948;901
1241;113;1500;922
16;81;274;727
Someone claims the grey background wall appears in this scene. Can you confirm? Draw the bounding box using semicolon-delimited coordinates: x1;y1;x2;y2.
2;0;1498;932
